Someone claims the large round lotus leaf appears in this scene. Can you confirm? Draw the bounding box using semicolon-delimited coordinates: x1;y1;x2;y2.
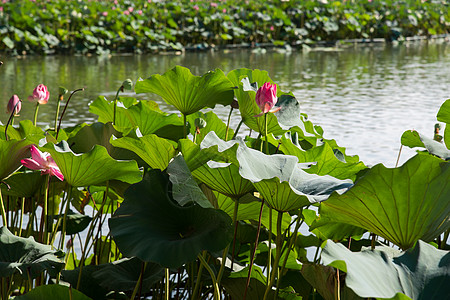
0;139;33;181
135;66;235;115
322;240;450;300
320;153;450;250
14;284;92;300
43;141;142;187
109;170;233;269
0;227;65;279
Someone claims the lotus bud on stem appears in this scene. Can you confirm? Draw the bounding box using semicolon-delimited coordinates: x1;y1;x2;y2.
28;84;50;126
113;79;133;125
56;88;85;140
5;95;22;141
54;87;68;131
193;117;206;143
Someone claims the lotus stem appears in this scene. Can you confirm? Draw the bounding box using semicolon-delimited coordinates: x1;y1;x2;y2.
232;120;244;139
131;261;147;300
395;145;403;168
18;197;24;236
113;85;123;125
336;269;341;300
54;94;63;131
4;100;21;141
263;211;283;300
59;189;72;250
264;112;269;155
192;255;205;300
225;107;234;141
230;199;240;271
56;88;84;140
165;268;170;300
267;207;272;284
183;114;188;139
42;175;50;244
0;187;7;228
198;254;221;300
33;103;40;126
243;199;264;300
217;197;239;285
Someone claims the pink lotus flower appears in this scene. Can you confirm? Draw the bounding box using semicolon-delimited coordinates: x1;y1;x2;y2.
138;9;143;15
7;94;21;115
210;2;218;7
128;6;134;12
193;5;199;10
21;145;64;181
28;84;50;104
123;10;130;15
255;82;280;116
102;11;108;16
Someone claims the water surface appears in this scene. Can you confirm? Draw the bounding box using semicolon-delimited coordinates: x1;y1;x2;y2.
1;41;449;166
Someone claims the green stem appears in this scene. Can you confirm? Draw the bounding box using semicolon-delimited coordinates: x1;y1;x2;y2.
192;255;205;300
264;112;269;155
113;86;122;125
18;198;24;236
4;100;21;141
56;88;84;140
54;95;62;131
198;254;221;300
0;187;7;228
243;199;264;300
263;211;283;300
42;175;50;244
217;197;239;285
33;103;40;126
183;114;187;139
225;107;234;141
165;268;170;300
267;207;272;285
59;188;72;250
232;120;244;139
131;262;147;300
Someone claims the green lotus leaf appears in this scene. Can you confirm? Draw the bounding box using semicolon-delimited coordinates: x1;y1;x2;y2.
401;130;425;148
127;101;184;136
167;155;213;208
237;142;352;212
277;135;366;181
178;139;226;171
2;120;45;141
109;171;233;269
302;209;366;241
227;69;284;135
88;96;134;130
192;161;254;199
199;131;241;164
0;139;34;181
320;153;450;249
222;266;273;300
1;171;45;198
322;240;449;299
0;227;65;279
55;210;92;235
401;130;450;159
135;65;235;115
187;111;234;144
91;257;164;292
43;141;142;187
14;284;92;300
61;265;108;300
437;99;450;123
110;134;176;170
216;192;262;221
301;263;365;300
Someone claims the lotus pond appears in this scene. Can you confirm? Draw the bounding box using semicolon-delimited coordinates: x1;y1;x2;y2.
0;62;449;298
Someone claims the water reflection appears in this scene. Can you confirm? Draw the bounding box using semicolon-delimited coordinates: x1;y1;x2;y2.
0;41;448;166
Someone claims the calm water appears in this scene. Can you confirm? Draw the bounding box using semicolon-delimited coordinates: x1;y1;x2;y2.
1;40;449;166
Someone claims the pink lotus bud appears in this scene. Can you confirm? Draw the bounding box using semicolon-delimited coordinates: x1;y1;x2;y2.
211;2;218;7
255;82;280;116
28;84;50;104
102;11;108;17
7;94;21;115
193;5;199;10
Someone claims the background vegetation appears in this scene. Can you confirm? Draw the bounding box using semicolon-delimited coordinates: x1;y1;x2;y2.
0;0;449;54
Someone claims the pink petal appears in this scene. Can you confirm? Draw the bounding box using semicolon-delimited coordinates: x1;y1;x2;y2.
29;145;47;167
270;107;281;113
50;168;64;181
21;158;43;171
